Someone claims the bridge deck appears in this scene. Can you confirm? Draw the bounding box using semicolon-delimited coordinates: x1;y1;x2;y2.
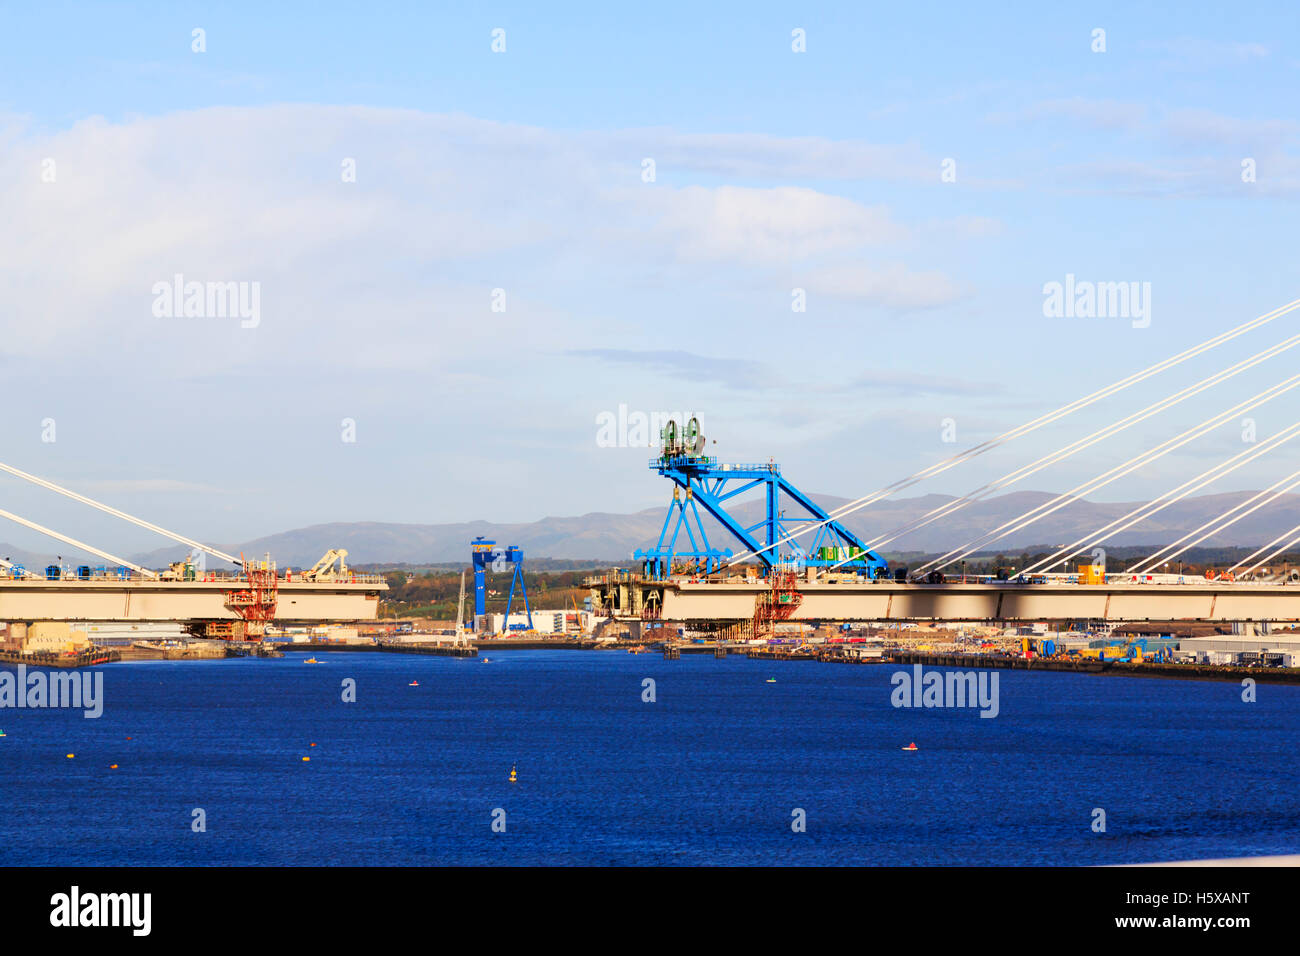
623;579;1300;623
0;578;383;622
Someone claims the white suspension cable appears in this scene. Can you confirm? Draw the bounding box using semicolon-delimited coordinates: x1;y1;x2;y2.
0;507;154;576
0;461;240;566
1020;422;1300;576
1232;525;1300;577
925;374;1300;573
723;296;1300;566
1129;469;1300;575
820;331;1300;573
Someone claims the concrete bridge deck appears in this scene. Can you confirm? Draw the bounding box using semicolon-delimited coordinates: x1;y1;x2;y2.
595;575;1300;623
0;577;383;623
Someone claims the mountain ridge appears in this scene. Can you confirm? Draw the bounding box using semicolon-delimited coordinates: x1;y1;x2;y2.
97;489;1300;569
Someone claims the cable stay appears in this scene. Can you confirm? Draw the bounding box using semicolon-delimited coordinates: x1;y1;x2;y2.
1128;468;1300;575
817;330;1300;573
0;507;154;577
0;461;239;567
1230;524;1300;577
919;373;1300;573
722;296;1300;568
1019;421;1300;576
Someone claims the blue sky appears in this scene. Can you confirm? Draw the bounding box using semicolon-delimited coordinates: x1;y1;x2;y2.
0;2;1298;557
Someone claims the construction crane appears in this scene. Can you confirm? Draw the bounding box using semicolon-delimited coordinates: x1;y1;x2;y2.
471;537;533;631
454;569;469;646
301;549;350;582
634;417;887;579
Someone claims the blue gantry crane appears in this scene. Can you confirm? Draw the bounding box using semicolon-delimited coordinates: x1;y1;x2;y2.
633;418;888;580
471;536;533;629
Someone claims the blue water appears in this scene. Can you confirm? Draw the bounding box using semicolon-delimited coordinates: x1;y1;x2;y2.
1;650;1297;866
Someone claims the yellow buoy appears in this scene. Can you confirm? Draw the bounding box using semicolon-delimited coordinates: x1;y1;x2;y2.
302;756;311;762
66;753;74;759
109;764;118;769
509;763;517;783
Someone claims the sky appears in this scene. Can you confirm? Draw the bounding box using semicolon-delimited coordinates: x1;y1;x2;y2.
0;1;1298;557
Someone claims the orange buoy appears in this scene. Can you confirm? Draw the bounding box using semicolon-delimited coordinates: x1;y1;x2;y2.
302;756;310;761
109;764;118;769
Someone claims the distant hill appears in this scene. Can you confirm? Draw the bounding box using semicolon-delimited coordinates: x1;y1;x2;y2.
122;489;1300;569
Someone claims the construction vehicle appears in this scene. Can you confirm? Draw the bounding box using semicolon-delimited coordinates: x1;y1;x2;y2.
160;560;199;581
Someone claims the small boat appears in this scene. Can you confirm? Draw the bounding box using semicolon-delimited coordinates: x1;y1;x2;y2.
481;658;491;663
0;730;6;737
765;678;777;683
627;645;646;654
304;657;320;664
408;680;419;686
902;742;919;751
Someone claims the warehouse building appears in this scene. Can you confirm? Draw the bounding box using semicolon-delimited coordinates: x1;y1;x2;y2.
1178;633;1300;667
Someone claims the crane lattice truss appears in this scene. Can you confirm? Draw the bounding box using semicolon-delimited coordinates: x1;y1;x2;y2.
634;454;888;579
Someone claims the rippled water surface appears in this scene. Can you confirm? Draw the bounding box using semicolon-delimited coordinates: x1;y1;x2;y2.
1;650;1296;865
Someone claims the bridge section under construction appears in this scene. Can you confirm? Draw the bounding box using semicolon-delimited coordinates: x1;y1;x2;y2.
0;572;382;628
0;452;385;639
592;296;1300;631
590;571;1300;624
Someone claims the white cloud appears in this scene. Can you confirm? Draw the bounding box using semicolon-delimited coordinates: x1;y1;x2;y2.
1143;36;1270;70
603;130;936;182
645;185;909;264
800;262;966;309
0;106;966;371
995;97;1149;132
0;105;986;538
1161;109;1298;149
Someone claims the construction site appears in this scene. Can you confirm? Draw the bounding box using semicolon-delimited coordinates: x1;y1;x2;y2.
0;457;385;661
13;302;1300;675
582;299;1300;675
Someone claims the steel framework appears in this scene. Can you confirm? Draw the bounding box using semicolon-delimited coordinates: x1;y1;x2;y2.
634;451;888;580
471;537;533;629
225;555;279;640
